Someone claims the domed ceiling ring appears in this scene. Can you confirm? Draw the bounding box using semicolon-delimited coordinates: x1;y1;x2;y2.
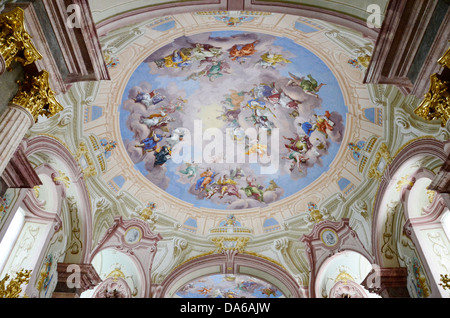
91;13;374;232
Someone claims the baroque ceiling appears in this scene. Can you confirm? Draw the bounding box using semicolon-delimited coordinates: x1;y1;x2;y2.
22;0;449;298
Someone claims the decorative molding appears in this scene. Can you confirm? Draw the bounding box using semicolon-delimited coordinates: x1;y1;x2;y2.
89;216;162;298
300;218;374;297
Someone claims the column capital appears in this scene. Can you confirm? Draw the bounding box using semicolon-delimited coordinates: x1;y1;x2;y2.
10;70;64;123
0;7;42;73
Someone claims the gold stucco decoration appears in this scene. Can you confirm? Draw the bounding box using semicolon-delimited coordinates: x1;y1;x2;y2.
0;7;42;71
211;236;250;253
11;70;64;122
368;143;391;180
414;74;450;127
0;269;31;298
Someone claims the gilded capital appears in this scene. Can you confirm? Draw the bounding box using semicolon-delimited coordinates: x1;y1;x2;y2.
414;73;450;127
11;70;64;122
0;7;42;71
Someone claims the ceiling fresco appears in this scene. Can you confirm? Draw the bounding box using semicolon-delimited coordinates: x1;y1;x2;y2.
175;274;284;298
119;30;347;210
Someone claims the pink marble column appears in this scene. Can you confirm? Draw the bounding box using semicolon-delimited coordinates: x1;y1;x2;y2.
0;103;34;176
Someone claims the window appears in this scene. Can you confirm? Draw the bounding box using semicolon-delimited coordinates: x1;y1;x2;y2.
0;208;25;273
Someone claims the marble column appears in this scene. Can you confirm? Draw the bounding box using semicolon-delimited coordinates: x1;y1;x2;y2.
0;104;34;175
0;70;63;177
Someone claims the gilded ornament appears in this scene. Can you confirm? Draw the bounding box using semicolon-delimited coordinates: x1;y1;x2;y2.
75;141;97;177
11;70;64;122
53;170;70;189
211;236;249;253
414;73;450;127
440;273;450;290
0;269;32;298
437;46;450;69
395;175;415;192
368;143;391;180
0;7;42;72
426;189;436;204
137;202;156;221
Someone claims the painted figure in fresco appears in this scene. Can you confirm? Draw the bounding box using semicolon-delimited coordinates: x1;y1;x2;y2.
287;73;326;98
230;167;245;180
185;60;231;82
179;161;199;179
140;112;175;132
348;141;366;161
245;112;275;131
135;132;164;153
261;287;277;298
205;184;221;199
266;88;302;110
190;43;223;63
241;177;265;202
282;150;309;173
217;175;241;199
153;145;172;167
204;60;231;81
266;180;280;192
283;134;312;154
162;49;193;69
228;40;259;63
250;82;275;101
133;90;165;109
160;97;186;114
298;120;316;137
245;99;276;119
245;138;267;158
166;128;185;147
311;111;334;138
256;52;291;69
195;168;218;191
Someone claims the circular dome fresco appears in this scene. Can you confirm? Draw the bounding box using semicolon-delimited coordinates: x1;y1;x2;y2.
119;30;346;210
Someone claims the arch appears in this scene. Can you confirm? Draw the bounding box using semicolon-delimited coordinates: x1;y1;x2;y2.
21;135;93;263
371;138;448;297
314;250;375;298
154;251;304;298
94;0;380;41
372;138;447;266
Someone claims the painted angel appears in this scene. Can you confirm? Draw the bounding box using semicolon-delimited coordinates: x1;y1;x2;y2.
312;111;335;138
287;73;326;98
133;90;165;109
140;111;174;132
266;88;302;110
217;175;241;199
256;52;291;69
228;40;259;64
179;161;198;179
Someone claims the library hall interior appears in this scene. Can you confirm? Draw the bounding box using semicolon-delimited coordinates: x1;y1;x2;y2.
0;0;449;299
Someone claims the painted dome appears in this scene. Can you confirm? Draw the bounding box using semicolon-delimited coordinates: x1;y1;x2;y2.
119;30;347;210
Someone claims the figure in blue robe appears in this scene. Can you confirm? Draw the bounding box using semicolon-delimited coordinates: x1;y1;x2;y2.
299;121;315;136
135;134;163;152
